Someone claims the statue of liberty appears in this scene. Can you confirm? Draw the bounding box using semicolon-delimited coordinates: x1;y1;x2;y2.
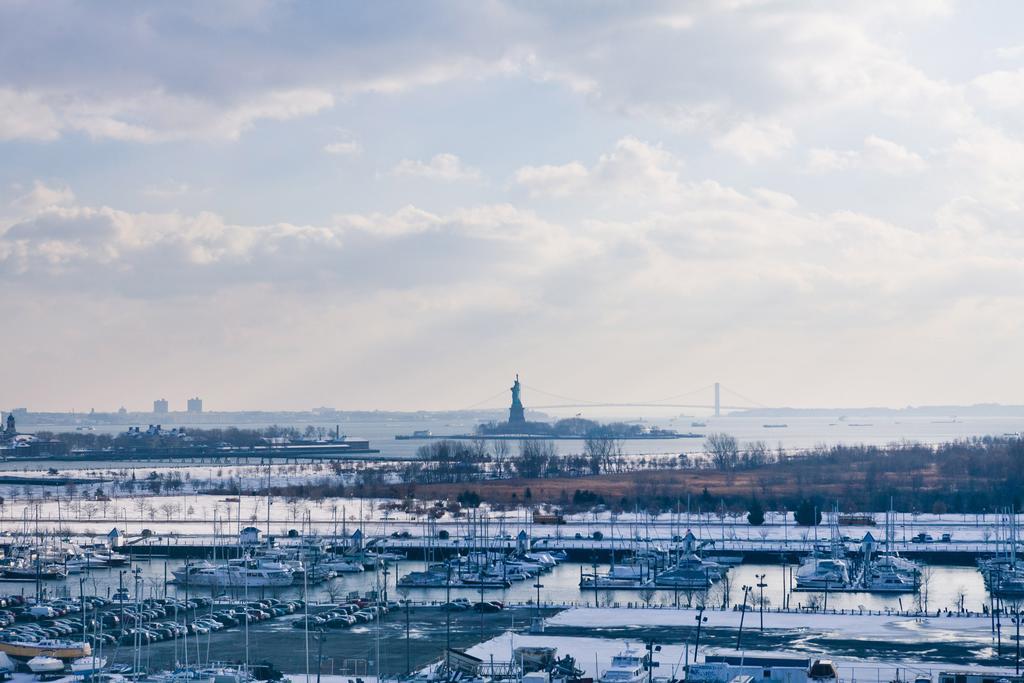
508;373;526;424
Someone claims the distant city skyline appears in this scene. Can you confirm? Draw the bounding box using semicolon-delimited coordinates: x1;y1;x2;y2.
3;3;1024;411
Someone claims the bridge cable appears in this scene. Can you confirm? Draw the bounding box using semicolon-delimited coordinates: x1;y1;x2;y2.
719;385;768;408
645;383;718;405
459;388;514;412
521;384;602;407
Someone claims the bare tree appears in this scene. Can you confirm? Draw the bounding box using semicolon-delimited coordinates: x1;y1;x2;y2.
705;433;739;471
491;440;511;477
918;565;935;612
639;587;657;607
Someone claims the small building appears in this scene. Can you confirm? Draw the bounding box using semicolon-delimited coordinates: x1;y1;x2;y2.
446;649;482;677
107;527;122;548
517;530;529;554
682;530;698;554
240;526;261;546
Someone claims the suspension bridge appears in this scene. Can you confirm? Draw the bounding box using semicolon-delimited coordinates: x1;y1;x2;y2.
462;381;768;417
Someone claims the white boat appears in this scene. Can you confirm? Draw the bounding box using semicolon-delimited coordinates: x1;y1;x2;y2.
27;655;65;674
654;554;721;589
65;555;110;573
323;559;364;573
598;647;647;683
175;563;293;587
795;557;850;590
860;564;918;593
688;653;835;683
71;656;107;674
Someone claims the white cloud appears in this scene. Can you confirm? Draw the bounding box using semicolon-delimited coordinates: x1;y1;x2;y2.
0;89;62;141
805;136;925;175
324;140;362;156
971;69;1024;110
713;120;794;163
862;135;926;173
391;153;481;182
994;45;1024;60
142;181;205;199
514;162;589;198
9;181;75;213
515;137;682;200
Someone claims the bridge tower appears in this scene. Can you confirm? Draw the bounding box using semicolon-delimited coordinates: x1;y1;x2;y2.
714;382;720;418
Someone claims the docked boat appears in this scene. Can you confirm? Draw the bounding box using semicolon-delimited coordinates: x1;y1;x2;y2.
687;653;837;683
0;639;91;661
70;656;107;675
1;560;68;581
27;655;64;675
598;647;647;683
323;558;364;573
795;557;850;590
173;563;293;587
654;553;722;589
459;573;512;589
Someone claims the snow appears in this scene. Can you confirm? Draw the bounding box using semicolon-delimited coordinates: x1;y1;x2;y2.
466;632;1016;682
545;607;996;644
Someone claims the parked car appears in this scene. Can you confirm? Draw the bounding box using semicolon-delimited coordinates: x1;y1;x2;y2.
473;602;503;613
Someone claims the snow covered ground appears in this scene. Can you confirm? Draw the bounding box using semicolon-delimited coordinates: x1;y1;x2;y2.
545;607;995;645
467;632;1014;682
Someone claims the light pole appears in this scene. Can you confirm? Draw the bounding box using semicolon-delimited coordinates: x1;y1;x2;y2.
1013;606;1022;675
532;578;545;633
691;607;708;668
736;585;751;651
398;586;411;676
756;573;767;632
644;640;661;683
445;563;452;672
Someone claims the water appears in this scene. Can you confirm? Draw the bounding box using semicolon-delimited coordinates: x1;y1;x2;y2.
17;414;1024;464
19;560;991;615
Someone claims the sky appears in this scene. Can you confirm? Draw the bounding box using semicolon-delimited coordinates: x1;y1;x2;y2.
2;1;1024;412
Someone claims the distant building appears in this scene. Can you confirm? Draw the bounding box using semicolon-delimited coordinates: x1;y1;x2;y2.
3;412;15;439
153;398;169;414
186;397;203;413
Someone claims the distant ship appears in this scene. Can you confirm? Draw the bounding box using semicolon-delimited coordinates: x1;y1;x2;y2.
763;423;788;428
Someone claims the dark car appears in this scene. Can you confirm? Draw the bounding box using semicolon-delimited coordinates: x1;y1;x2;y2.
473;601;503;612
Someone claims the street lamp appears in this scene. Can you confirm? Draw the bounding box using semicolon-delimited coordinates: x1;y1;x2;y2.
445;563;453;672
691;606;708;667
756;573;767;632
532;578;545;633
644;640;661;683
1012;606;1022;675
736;585;752;650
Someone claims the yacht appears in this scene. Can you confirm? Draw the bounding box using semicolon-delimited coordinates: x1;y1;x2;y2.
174;563;293;588
323;558;365;573
27;655;64;674
654;554;721;589
70;656;107;675
598;647;647;683
0;638;90;661
795;557;850;590
860;564;918;593
1;560;67;580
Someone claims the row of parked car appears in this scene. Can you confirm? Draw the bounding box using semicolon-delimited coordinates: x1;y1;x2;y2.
292;599;397;630
442;598;505;613
0;595;305;648
116;597;306;646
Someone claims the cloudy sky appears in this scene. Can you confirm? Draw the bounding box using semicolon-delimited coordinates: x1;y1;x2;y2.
2;1;1024;412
